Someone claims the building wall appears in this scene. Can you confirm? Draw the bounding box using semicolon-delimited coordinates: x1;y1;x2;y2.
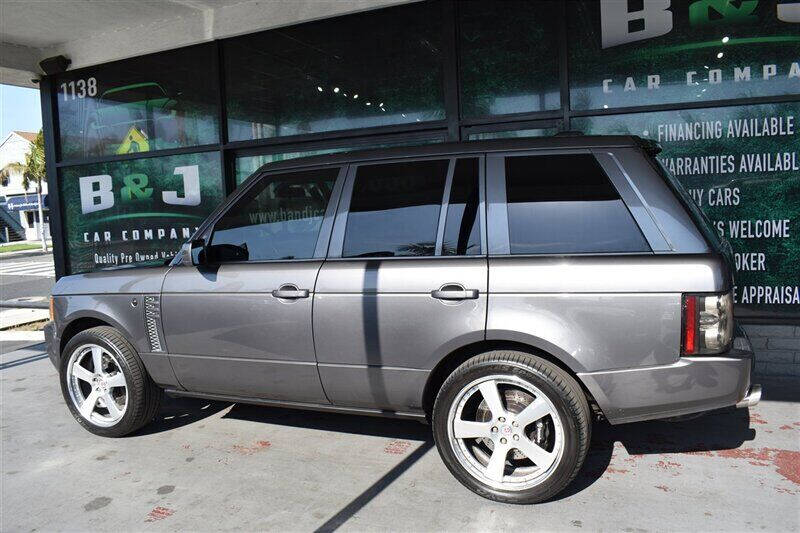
40;0;799;375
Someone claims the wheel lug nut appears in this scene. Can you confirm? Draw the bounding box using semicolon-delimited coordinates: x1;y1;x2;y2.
500;437;507;444
512;421;518;427
491;426;498;433
513;434;520;441
499;417;506;422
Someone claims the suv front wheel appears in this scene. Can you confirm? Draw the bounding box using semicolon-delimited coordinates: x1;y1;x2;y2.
60;326;162;437
432;350;591;504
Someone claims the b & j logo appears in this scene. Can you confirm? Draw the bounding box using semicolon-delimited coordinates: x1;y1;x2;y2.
79;165;201;215
600;0;799;49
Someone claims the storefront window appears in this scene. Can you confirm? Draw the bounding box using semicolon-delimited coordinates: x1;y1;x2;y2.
466;127;558;141
568;0;800;110
224;2;445;142
458;0;561;118
55;45;219;160
58;151;224;274
235;136;448;185
572;102;800;314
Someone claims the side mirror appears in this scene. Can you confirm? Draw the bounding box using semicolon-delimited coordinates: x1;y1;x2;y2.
190;238;206;265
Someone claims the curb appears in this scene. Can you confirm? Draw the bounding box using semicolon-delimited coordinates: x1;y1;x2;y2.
0;330;45;342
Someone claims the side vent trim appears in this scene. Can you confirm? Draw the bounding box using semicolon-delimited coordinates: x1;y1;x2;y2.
144;295;164;352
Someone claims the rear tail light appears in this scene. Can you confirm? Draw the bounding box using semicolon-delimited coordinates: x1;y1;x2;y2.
682;292;733;355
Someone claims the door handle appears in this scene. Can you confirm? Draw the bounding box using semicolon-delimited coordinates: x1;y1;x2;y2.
271;284;310;299
431;284;479;300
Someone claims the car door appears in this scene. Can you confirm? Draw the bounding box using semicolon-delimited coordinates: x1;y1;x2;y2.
160;165;345;402
314;156;488;413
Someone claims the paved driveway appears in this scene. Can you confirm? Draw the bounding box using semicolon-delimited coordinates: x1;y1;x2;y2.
2;344;798;532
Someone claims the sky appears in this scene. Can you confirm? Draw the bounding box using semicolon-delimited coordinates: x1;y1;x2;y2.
1;84;42;140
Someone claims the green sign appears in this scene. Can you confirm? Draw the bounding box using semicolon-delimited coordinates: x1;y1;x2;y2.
59;152;225;274
568;0;799;110
573;102;800;315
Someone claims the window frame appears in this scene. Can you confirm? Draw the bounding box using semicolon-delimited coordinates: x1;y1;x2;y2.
487;149;654;257
199;164;347;265
326;154;487;261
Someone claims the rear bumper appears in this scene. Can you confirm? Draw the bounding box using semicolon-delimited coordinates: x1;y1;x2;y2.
579;341;758;425
44;321;59;368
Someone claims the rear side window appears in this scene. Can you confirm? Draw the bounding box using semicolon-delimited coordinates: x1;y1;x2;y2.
210;168;337;261
505;154;649;254
343;159;448;257
443;158;481;255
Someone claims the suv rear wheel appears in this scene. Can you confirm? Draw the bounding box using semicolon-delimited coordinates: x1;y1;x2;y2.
432;350;591;504
60;326;162;437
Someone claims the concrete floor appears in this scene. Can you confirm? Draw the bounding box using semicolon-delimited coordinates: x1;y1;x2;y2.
2;344;798;532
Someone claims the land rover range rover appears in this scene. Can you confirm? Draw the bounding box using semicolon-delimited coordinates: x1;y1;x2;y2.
45;136;760;503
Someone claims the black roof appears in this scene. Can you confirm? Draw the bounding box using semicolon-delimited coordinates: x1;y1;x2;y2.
253;135;651;175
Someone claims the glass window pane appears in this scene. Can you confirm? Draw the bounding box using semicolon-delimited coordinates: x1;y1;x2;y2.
224;2;445;142
343;160;449;258
235;149;352;186
568;0;800;110
55;45;219;160
467;127;558;141
58;152;225;274
459;0;561;118
505;154;649;254
443;158;481;255
233;135;449;186
211;169;338;262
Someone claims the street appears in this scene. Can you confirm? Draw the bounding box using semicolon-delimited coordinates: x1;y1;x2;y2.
0;249;54;353
0;249;54;300
1;342;799;532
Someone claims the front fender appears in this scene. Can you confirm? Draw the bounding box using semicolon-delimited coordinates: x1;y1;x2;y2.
55;294;148;356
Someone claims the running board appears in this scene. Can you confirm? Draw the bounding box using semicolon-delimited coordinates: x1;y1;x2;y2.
164;389;428;421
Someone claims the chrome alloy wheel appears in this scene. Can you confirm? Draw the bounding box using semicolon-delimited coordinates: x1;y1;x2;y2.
446;375;564;491
66;343;128;427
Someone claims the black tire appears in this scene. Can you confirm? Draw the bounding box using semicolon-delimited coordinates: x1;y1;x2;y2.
59;326;162;437
432;350;591;504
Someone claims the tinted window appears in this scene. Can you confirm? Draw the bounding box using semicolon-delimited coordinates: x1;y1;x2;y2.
505;154;649;254
343;160;448;258
443;158;481;256
210;168;338;261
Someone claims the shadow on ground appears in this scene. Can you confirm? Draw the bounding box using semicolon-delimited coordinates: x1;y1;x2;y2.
143;394;762;506
133;395;232;436
558;406;756;500
223;402;431;441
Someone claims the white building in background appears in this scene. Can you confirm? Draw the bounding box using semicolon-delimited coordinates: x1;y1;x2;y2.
0;130;50;242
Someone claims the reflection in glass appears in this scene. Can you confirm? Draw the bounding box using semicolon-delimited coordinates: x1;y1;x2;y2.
459;0;561;118
568;0;800;110
225;2;445;141
505;154;649;254
467;127;558;141
56;45;219;160
212;169;338;261
443;158;481;255
343;160;449;258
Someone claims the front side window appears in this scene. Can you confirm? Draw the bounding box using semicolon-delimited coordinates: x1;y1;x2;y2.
210;168;338;262
505;154;649;254
343;160;449;258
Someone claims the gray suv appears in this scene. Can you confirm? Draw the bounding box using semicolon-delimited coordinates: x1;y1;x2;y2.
46;136;760;503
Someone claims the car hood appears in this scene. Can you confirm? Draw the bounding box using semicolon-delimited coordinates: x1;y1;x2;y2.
52;265;171;296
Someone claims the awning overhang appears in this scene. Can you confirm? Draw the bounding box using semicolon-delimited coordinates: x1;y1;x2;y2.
4;194;48;211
